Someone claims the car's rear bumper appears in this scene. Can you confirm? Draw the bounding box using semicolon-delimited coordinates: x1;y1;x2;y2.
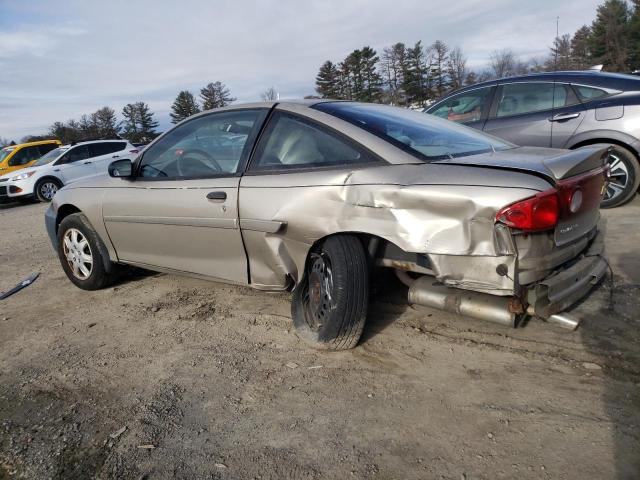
527;227;607;319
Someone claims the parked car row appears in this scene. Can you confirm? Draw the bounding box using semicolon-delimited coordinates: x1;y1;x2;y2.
0;139;139;203
425;70;640;208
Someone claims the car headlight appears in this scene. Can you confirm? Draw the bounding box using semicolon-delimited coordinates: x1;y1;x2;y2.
10;171;36;181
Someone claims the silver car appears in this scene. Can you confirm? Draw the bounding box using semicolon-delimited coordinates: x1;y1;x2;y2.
45;101;608;350
425;71;640;208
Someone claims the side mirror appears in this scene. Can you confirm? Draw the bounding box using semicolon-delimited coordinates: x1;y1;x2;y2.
108;159;133;178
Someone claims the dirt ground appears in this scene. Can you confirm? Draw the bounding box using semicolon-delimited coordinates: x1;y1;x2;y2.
1;198;639;480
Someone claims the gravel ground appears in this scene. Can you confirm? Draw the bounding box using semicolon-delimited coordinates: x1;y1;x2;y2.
1;198;639;480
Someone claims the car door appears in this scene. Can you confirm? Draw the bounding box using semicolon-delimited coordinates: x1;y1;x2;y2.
549;83;587;148
53;145;97;183
102;108;268;282
427;85;495;131
88;142;129;174
483;81;555;147
238;108;381;290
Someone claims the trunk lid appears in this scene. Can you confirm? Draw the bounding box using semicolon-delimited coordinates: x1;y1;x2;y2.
433;145;608;182
448;146;608;247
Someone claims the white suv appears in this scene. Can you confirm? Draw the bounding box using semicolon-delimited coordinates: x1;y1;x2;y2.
0;139;139;202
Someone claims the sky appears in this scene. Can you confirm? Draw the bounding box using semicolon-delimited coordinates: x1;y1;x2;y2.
0;0;603;140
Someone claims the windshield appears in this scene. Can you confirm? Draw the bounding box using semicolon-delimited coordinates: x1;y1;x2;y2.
33;147;66;166
313;102;513;161
0;147;14;163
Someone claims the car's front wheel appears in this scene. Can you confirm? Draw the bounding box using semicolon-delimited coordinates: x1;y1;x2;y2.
291;235;369;350
57;213;119;290
601;145;640;208
35;178;62;202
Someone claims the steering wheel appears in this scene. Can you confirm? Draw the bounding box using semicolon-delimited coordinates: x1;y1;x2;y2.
176;149;223;177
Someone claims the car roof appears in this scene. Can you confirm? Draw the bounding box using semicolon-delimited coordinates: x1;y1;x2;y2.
445;70;640;96
3;139;61;149
63;139;129;148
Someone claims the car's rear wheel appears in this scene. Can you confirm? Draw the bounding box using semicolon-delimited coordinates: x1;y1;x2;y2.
35;178;62;202
601;145;640;208
291;235;369;350
57;213;119;290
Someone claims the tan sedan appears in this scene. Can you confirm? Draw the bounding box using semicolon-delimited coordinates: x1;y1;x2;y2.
45;101;609;349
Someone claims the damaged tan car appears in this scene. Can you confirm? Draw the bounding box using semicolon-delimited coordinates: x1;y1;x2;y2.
45;101;609;349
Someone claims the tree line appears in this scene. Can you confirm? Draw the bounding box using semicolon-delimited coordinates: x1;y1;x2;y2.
315;0;640;106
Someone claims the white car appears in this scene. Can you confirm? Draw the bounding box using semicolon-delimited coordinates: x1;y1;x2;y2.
0;139;139;203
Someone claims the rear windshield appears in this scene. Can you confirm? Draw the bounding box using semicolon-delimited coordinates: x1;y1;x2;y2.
33;147;67;166
313;102;513;161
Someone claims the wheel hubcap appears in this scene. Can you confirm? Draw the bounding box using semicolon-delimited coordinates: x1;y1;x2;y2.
62;228;93;280
302;253;334;331
41;182;58;200
604;152;629;202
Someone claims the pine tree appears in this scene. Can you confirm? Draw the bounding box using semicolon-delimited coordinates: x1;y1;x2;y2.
589;0;629;72
121;103;139;142
200;82;236;110
430;40;450;98
360;46;383;102
122;102;159;143
403;41;429;106
170;91;200;124
91;107;120;138
315;61;341;98
571;25;593;69
628;0;640;70
137;102;159;142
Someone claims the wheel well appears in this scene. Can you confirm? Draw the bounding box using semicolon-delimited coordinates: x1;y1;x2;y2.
569;138;638;158
55;204;81;233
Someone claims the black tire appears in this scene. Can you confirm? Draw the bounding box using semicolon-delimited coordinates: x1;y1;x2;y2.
600;145;640;208
35;177;62;202
57;213;119;290
291;235;369;350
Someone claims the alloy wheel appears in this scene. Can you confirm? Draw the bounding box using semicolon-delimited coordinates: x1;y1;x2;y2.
604;151;630;202
62;228;93;280
40;182;58;200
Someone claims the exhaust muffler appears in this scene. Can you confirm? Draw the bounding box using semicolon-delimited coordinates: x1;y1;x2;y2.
408;276;516;327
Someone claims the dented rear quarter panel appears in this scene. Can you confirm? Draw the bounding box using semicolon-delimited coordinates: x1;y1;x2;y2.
239;163;552;294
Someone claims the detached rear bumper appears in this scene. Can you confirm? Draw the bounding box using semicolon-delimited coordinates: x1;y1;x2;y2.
527;227;607;319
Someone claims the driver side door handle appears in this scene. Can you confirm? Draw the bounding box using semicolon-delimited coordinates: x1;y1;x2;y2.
206;191;227;201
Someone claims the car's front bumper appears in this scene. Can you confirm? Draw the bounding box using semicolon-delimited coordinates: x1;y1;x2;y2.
0;178;34;202
45;205;58;250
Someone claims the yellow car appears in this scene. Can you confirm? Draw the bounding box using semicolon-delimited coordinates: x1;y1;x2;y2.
0;139;61;175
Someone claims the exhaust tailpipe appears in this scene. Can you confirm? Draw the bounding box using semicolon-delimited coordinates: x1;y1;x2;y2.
408;277;516;327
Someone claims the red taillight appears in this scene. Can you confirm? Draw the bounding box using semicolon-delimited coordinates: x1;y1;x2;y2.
495;189;559;232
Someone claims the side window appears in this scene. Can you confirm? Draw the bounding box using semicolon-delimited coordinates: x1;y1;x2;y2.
496;83;555;118
59;145;90;164
37;143;58;157
249;112;376;172
139;109;266;179
429;87;493;124
573;85;608;102
553;83;580;109
89;142;126;157
8;146;42;166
